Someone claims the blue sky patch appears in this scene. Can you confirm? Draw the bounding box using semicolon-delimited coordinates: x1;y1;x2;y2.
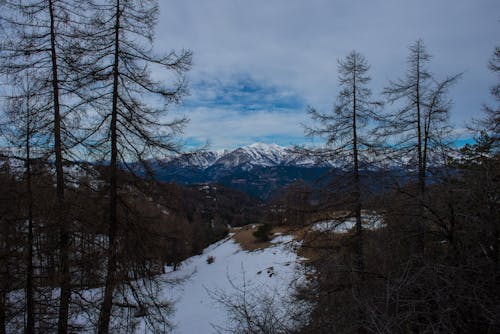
184;74;306;113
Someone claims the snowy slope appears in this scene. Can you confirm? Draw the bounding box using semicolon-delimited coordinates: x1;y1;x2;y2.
164;233;306;333
46;232;307;334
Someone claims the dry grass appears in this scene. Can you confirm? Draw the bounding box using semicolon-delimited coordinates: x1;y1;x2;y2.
229;213;356;264
229;222;334;263
230;225;291;251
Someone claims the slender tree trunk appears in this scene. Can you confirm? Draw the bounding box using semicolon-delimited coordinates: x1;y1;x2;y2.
25;82;35;334
416;53;424;195
422;112;431;180
48;0;71;332
98;2;121;332
415;52;426;257
352;65;366;334
352;68;364;276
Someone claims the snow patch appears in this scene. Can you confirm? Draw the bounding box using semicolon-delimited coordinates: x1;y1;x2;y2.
313;214;385;233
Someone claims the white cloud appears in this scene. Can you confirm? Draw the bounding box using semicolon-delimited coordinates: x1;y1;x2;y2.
155;0;499;148
177;106;314;150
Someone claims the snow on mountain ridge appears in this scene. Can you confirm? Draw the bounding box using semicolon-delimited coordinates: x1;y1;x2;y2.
165;150;225;168
165;142;327;170
217;142;289;168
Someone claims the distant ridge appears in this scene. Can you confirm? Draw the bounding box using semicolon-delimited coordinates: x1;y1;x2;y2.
163;142;331;170
149;143;336;199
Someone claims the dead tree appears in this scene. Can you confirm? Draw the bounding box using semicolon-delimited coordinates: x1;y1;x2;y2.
1;75;49;334
379;39;461;255
0;1;97;331
473;46;499;151
306;50;382;277
74;0;192;332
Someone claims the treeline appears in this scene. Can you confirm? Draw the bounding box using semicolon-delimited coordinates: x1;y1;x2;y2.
0;0;198;332
276;43;499;333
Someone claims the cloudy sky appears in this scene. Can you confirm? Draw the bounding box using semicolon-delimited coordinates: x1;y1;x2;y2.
154;0;499;150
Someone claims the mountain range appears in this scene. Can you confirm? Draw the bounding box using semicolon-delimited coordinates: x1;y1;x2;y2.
150;143;335;200
163;143;330;169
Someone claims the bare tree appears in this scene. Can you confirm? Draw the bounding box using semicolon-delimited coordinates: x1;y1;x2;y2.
381;39;461;191
1;74;50;334
473;46;499;151
72;0;192;332
382;39;431;194
306;51;381;277
0;1;95;331
462;45;500;266
210;271;307;334
379;39;460;255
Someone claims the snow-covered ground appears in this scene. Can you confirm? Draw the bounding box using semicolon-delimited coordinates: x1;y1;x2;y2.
164;233;307;333
5;231;308;333
312;214;385;233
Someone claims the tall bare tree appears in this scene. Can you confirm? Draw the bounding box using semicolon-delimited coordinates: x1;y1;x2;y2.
306;50;381;277
474;46;500;151
0;1;94;331
463;45;500;266
383;40;430;194
379;39;460;255
381;40;461;191
76;0;192;332
1;75;50;333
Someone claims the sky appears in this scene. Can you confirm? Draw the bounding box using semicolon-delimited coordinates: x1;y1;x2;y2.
154;0;499;150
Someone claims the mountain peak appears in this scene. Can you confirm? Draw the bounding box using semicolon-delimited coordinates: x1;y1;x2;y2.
216;142;289;169
162;142;326;170
244;142;285;150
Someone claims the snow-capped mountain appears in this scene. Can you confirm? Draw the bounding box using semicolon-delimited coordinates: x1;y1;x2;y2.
151;143;400;200
149;143;333;199
167;150;226;168
214;143;288;168
165;143;325;170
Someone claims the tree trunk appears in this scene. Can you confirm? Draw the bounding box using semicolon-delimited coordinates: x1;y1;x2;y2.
352;61;366;334
352;68;364;276
98;1;121;332
48;0;70;332
415;51;426;257
416;51;424;195
25;82;35;334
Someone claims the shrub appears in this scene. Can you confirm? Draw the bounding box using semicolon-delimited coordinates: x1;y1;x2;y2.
253;223;273;242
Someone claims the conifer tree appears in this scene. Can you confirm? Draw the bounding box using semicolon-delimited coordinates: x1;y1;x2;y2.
307;50;381;277
379;39;460;255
